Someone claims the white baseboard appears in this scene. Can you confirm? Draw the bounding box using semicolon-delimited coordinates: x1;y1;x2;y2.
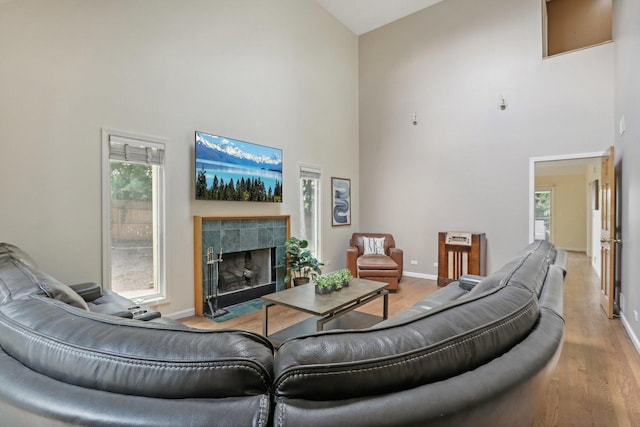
557;246;587;253
621;312;640;356
164;308;195;320
403;271;437;281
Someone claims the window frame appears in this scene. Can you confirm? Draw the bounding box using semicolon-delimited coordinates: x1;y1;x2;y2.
534;186;554;243
298;164;322;262
101;128;168;304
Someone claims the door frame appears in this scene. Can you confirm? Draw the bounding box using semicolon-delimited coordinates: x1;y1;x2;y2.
528;150;607;243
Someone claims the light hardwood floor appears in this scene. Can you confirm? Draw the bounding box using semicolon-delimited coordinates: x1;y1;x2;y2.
532;252;640;426
181;252;640;426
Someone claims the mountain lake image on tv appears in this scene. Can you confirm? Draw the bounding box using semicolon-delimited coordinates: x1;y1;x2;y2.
195;131;283;202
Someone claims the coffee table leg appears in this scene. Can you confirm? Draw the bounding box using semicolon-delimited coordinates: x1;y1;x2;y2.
383;292;389;320
262;303;273;336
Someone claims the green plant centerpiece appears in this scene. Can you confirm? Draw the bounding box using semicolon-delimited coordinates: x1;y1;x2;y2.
335;268;353;287
313;269;353;294
278;236;323;287
314;274;334;294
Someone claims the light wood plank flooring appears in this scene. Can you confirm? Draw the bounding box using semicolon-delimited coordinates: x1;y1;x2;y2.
532;252;640;426
181;252;640;426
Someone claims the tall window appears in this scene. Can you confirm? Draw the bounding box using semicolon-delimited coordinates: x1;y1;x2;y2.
102;129;166;302
299;165;321;260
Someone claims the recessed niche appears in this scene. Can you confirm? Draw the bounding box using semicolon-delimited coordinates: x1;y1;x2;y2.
542;0;612;58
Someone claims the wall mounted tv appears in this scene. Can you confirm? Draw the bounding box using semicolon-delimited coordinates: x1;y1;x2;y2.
195;131;283;202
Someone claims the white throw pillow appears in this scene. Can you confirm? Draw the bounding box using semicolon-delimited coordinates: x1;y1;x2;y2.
363;237;386;255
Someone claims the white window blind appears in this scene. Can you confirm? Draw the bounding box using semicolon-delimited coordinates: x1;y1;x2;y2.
109;135;165;165
300;165;321;179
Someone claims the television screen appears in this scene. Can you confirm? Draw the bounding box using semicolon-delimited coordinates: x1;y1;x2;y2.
195;131;283;202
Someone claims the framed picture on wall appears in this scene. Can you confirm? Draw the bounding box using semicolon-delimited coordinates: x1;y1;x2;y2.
331;177;351;226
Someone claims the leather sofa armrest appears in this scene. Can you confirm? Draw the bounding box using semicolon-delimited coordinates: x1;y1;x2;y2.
458;274;485;291
70;282;103;302
346;246;359;277
553;250;568;277
89;302;134;318
389;247;403;278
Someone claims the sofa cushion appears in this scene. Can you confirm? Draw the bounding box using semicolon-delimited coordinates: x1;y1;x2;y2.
0;296;274;399
0;242;38;268
0;346;272;427
465;240;553;299
357;255;397;270
458;274;484;291
0;252;88;310
36;274;89;310
350;233;396;256
274;284;539;401
376;282;469;327
362;237;385;255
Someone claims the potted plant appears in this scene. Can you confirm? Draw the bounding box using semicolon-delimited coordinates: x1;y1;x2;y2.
279;236;323;286
331;274;343;292
314;274;333;295
335;269;353;287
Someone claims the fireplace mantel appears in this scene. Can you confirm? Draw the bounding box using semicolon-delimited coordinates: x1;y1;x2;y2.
193;215;290;317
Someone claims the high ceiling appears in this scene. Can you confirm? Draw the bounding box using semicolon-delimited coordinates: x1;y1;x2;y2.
0;1;444;34
316;0;444;35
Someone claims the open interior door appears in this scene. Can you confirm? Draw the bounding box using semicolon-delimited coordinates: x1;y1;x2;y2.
600;146;619;318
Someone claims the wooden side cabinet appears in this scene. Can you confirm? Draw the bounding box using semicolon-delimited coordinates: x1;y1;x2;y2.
437;232;486;287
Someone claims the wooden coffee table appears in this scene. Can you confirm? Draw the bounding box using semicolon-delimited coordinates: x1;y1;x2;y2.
261;278;389;347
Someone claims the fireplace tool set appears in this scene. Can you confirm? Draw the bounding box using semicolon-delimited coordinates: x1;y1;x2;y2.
206;247;228;318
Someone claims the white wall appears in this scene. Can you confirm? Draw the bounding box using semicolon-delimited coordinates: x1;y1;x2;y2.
613;0;640;350
0;0;359;316
535;174;587;252
359;0;614;274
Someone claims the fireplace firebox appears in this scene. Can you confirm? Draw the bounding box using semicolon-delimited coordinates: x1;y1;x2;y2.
212;248;276;308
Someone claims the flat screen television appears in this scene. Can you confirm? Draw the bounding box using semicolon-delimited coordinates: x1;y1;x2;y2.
195;131;283;202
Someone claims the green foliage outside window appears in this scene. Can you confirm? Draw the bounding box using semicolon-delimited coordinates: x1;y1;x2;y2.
535;191;551;219
111;162;152;201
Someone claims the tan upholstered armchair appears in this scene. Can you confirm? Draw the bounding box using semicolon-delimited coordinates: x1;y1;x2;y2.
346;233;403;291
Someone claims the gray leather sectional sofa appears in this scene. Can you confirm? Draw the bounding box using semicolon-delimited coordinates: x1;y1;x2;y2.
0;240;565;426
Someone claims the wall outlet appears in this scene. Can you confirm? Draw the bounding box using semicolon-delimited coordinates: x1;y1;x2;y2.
433;262;438;268
635;310;639;322
410;260;418;265
325;260;332;266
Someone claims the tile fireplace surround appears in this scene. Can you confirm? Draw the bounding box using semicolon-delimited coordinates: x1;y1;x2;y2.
193;215;290;317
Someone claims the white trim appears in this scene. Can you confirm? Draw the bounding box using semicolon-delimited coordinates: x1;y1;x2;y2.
101;127;169;303
101;129;112;290
556;246;587;253
528;151;607;243
164;308;196;320
620;312;640;357
403;271;437;281
298;162;322;261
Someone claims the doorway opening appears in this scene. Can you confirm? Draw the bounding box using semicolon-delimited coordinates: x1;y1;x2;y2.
529;150;606;259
